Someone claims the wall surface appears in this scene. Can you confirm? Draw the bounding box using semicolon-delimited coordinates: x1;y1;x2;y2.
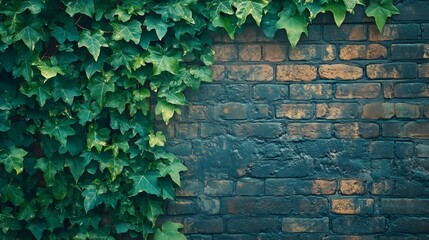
162;1;429;239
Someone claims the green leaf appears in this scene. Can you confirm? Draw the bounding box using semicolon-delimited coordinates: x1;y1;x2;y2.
165;92;187;106
87;125;111;152
111;20;142;44
343;0;365;11
76;103;97;125
37;61;65;80
87;72;116;107
190;66;213;83
52;78;81;105
276;11;308;48
0;147;27;175
13;16;43;50
13;51;38;82
143;15;173;40
155;99;181;125
212;14;237;39
366;0;399;33
261;9;279;39
108;42;139;71
140;197;163;226
64;0;95;17
27;222;47;240
82;185;105;213
154;221;186;240
20;81;52;107
326;1;347;27
18;0;44;14
233;0;269;26
99;154;129;181
209;0;234;18
0;110;11;132
154;1;195;24
51;21;80;44
149;131;166;148
78;30;108;61
130;171;161;196
2;183;25;206
158;160;187;186
65;157;91;183
17;203;36;221
52;178;68;200
40;118;76;146
34;157;64;187
146;45;181;75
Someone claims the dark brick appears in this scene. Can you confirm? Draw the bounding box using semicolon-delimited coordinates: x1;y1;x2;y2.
290;84;332;100
394;83;429;98
223;197;292;215
235;26;258;42
391;218;429;233
288;44;335;61
367;63;417;79
391;44;429;60
369;24;421;41
226;84;249;102
197;197;220;215
316;103;360;119
372;159;393;178
176;180;201;197
193;84;226;102
183;217;224;234
227;64;274;81
265;178;297;195
324;236;376;240
332;217;386;234
395;142;414;159
189;235;213;240
335;83;381;99
395;103;420;119
282;218;329;233
276;104;313;119
187;105;210;120
227;218;280;233
416;143;429;158
294;196;329;216
381;199;429;215
382;123;404;138
419;63;429;78
370;141;395;159
201;123;227;138
324;24;367;41
400;121;429;139
253;104;271;119
340;44;387;60
287;123;332;140
176;123;199;139
251;159;313;178
393;2;429;21
331;198;374;215
370;179;394;195
252;84;288;101
213;44;237;62
166;141;192;156
232;123;283;138
424;24;429;40
236;178;264;196
219;103;248;120
362;103;395;119
339;179;366;195
204;180;234;196
167;200;198;215
265;179;336;196
394;180;423;197
213;234;253;240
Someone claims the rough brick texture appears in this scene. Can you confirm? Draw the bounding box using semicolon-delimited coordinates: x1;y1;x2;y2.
164;2;429;239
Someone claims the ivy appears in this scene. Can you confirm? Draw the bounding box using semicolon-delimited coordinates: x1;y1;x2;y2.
0;0;398;239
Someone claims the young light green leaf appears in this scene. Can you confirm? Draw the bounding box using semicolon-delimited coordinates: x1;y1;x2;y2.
130;171;161;196
158;160;187;186
82;185;105;213
326;1;347;27
276;11;308;48
65;157;91;183
154;221;186;240
34;157;64;187
233;0;269;26
37;61;65;80
64;0;95;17
0;147;27;175
78;30;108;61
155;99;181;125
165;92;187;106
146;46;181;75
87;125;111;152
111;20;142;44
366;0;399;33
343;0;365;10
149;131;166;148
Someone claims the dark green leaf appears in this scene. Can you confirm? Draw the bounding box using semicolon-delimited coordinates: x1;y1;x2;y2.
0;110;11;132
34;157;64;187
20;81;52;107
154;221;186;240
52;78;81;105
146;45;181;75
82;185;105;213
64;0;95;17
111;20;142;44
130;171;161;196
87;72;116;107
65;157;91;183
87;125;111;152
140;197;163;225
51;21;80;44
27;222;47;240
40;118;76;146
143;15;173;40
18;0;44;14
2;183;25;206
276;11;308;48
12;16;43;50
0;146;27;175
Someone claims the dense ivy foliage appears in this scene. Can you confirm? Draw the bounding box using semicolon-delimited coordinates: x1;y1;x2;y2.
0;0;398;239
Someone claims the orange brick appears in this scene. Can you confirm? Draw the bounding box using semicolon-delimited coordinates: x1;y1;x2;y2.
316;103;360;119
340;179;366;195
277;65;317;81
324;25;367;41
339;44;387;60
311;179;337;195
287;123;332;140
227;64;273;81
383;83;394;99
331;198;374;215
212;44;237;62
211;65;225;81
334;123;379;139
238;44;261;61
276;104;313;119
289;44;335;61
319;64;363;80
263;44;286;62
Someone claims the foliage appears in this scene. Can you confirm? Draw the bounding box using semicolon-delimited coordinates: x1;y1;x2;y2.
0;0;398;239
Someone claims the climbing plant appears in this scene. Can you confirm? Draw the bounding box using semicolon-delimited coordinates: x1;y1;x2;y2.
0;0;399;239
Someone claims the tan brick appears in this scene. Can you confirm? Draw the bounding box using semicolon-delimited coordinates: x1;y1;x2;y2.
227;64;273;81
395;103;420;119
340;179;366;195
290;84;332;100
276;104;313;119
311;179;337;195
331;198;374;215
238;44;261;61
419;63;429;78
212;44;237;62
289;44;336;61
335;83;381;99
367;63;417;79
263;44;286;62
383;83;394;99
277;65;317;81
340;44;387;60
211;65;225;81
370;180;394;195
316;103;360;119
333;123;380;139
362;103;395;119
319;64;363;80
287;123;332;140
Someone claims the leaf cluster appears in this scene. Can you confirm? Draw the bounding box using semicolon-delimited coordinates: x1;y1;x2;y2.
0;0;398;239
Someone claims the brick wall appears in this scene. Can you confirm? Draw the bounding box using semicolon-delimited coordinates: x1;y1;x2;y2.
162;1;429;239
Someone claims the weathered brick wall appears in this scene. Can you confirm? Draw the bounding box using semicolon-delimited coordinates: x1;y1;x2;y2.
162;1;429;239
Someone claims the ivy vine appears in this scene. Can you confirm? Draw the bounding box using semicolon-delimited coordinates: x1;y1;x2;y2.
0;0;399;239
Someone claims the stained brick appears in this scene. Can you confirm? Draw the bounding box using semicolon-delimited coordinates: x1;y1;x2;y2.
294;196;329;216
310;179;337;195
394;180;424;197
424;24;429;40
394;83;429;98
370;141;395;159
334;123;379;139
331;198;374;215
176;123;199;139
227;218;280;233
393;2;429;21
211;65;225;81
335;83;381;99
188;105;210;120
367;63;417;79
253;104;271;119
395;142;414;159
381;123;403;138
395;103;420;119
213;45;237;61
204;180;234;196
391;218;429;233
219;103;248;120
276;104;313;119
263;44;286;62
183;217;224;234
362;103;395;119
290;84;332;100
167;200;198;215
287;123;332;140
419;63;429;78
277;65;317;81
400;121;429;139
316;103;360;119
223;197;292;215
252;84;288;101
236;178;264;196
235;26;258;42
391;44;429;60
425;105;429;118
369;24;421;41
383;83;394;99
324;25;367;41
332;217;386;234
282;218;329;233
319;64;363;80
238;44;261;61
340;179;366;195
227;65;274;81
232;123;283;138
381;199;429;215
340;44;387;60
176;180;201;197
416;144;429;158
288;44;336;61
370;179;394;195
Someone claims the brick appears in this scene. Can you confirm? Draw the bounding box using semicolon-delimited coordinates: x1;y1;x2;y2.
212;235;252;240
340;179;366;195
381;123;403;138
426;105;429;118
339;44;387;60
213;44;237;61
219;103;248;120
223;197;292;215
370;141;395;159
383;83;394;99
253;104;271;119
201;123;227;138
277;65;317;81
400;121;429;139
183;217;224;234
235;26;258;42
288;44;335;61
197;197;220;215
232;123;283;138
395;103;420;119
395;142;414;159
316;103;360;119
335;83;381;99
419;63;429;78
366;63;417;79
276;104;313;119
282;218;329;233
227;64;274;81
263;44;286;62
334;123;379;139
236;178;264;196
252;84;288;101
331;198;374;215
265;179;336;196
211;65;225;81
416;144;429;158
324;24;367;41
251;159;313;178
424;23;429;40
265;179;297;195
319;64;363;80
391;218;429;233
332;217;386;234
166;141;192;156
238;44;261;61
369;24;421;41
290;84;332;100
227;218;280;233
188;105;210;120
362;103;395;119
324;236;376;240
371;159;393;178
300;24;321;41
381;199;429;215
393;2;429;21
392;44;429;60
176;180;201;197
310;179;337;195
167;200;198;215
189;235;213;240
176;123;199;139
287;123;332;140
370;179;394;195
204;180;234;196
394;180;424;197
194;85;226;102
394;83;429;98
225;84;249;102
294;196;329;216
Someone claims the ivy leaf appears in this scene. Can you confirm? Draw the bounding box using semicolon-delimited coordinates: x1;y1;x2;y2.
87;72;116;107
76;103;97;126
212;14;237;39
326;1;347;27
13;51;38;82
159;178;175;200
27;222;47;240
51;21;80;44
81;55;104;79
34;157;64;187
111;20;142;44
108;42;139;71
1;183;24;206
37;61;65;80
52;78;81;105
165;92;187;106
18;0;44;14
20;81;52;107
366;0;399;33
343;0;365;11
65;157;91;183
143;15;173;40
233;0;269;26
17;203;36;221
154;1;195;24
140;197;163;226
276;11;308;48
0;110;11;131
78;30;108;61
0;147;28;175
146;45;181;75
64;0;95;17
13;16;43;50
40;118;76;146
154;221;186;240
261;8;280;39
149;131;166;148
158;160;187;186
99;154;129;181
209;0;234;18
87;125;111;152
190;66;213;83
130;171;161;197
155;99;181;125
82;185;105;213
